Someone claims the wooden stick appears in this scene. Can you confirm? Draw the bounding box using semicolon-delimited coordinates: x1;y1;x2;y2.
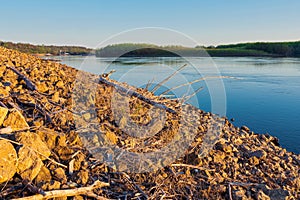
0;126;32;134
16;100;52;123
145;77;155;91
7;66;37;91
12;180;109;200
180;87;204;103
171;163;215;171
99;76;177;114
0;101;7;108
121;172;149;199
160;75;231;96
151;64;187;93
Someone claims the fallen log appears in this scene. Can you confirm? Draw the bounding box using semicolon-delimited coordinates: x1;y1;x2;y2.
7;66;37;91
99;76;177;114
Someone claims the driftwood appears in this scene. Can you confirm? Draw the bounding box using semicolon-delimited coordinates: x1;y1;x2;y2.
145;77;155;91
0;126;31;134
171;163;214;171
7;66;37;91
0;100;7;108
160;75;231;96
99;76;177;114
151;64;187;93
180;87;204;103
13;180;109;200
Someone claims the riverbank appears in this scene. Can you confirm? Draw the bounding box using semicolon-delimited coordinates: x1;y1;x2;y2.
0;47;299;199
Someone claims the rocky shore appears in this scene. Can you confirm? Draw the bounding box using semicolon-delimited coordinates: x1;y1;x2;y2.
0;46;299;199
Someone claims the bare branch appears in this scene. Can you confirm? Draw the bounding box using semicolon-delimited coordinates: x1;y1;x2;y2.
151;64;187;93
12;180;109;200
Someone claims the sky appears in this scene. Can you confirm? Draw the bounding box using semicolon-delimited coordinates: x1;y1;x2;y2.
0;0;300;48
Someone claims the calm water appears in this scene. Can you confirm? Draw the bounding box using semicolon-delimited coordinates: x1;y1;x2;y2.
50;56;300;153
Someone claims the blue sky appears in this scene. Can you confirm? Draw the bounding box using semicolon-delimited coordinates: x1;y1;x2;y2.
0;0;299;47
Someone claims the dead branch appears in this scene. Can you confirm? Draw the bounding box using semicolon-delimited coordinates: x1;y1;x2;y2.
7;66;37;91
228;182;259;200
15;99;52;123
0;126;31;134
171;163;215;171
151;64;188;93
121;172;149;199
99;76;177;114
145;77;155;91
160;75;231;96
12;180;109;200
179;87;204;103
0;100;7;108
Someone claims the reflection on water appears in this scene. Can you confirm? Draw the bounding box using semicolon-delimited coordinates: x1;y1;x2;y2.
53;56;300;153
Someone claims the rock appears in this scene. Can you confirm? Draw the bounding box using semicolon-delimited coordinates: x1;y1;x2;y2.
76;170;89;185
56;80;64;88
248;150;267;159
0;106;8;126
36;81;49;93
2;109;29;131
291;177;300;189
36;128;59;150
73;196;84;200
15;132;51;160
53;167;67;184
241;125;250;132
0;85;10;98
35;165;52;185
249;156;260;165
213;151;226;163
46;180;61;190
0;140;18;184
52;91;60;102
266;188;289;200
257;190;271;200
17;147;43;181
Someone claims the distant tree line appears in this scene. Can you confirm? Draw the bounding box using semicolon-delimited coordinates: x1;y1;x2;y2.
3;40;300;57
95;43;209;57
216;41;300;57
96;41;300;57
0;41;94;56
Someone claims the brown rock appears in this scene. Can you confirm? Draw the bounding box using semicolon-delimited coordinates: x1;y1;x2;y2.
35;165;52;185
36;81;49;93
0;84;10;98
249;156;260;165
248;150;267;159
36;128;59;150
15;132;51;160
241;125;250;132
52;91;60;102
56;80;64;88
0;140;18;184
46;180;61;190
53;167;67;183
76;170;89;185
17;147;43;181
3;109;29;131
0;106;8;126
